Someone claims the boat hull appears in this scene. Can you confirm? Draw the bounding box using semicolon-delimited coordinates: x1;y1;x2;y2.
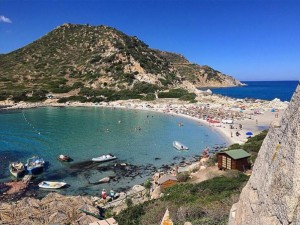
26;156;45;174
9;162;25;178
38;181;67;189
92;155;117;162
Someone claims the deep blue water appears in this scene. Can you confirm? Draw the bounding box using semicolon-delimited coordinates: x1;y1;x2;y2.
0;107;226;196
207;81;298;101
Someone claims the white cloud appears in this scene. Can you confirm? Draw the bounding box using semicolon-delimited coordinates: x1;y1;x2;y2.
0;15;12;23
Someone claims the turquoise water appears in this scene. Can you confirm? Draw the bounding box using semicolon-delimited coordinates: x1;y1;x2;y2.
206;81;298;101
0;107;227;196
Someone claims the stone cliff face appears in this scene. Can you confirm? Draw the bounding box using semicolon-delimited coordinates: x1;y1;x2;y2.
229;82;300;225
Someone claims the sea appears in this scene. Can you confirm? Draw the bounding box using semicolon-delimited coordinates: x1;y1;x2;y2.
207;81;298;102
0;107;226;197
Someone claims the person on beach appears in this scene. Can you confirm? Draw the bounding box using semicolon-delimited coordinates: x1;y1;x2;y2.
110;189;115;199
102;189;107;200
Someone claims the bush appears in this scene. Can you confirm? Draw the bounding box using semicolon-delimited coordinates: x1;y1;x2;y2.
125;198;133;208
179;93;196;101
57;97;68;103
0;92;10;101
133;82;160;94
177;172;190;182
158;89;189;98
11;92;27;102
142;93;156;101
72;81;84;89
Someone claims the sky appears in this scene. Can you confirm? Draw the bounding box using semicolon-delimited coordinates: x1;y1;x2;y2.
0;0;300;81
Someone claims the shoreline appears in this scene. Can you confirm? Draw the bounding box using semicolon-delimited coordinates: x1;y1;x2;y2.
0;95;288;146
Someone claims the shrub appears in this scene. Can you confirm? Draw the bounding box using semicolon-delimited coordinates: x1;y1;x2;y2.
57;97;68;103
133;82;160;94
179;93;196;101
72;81;84;89
158;89;189;98
142;93;156;101
125;198;133;208
177;172;190;182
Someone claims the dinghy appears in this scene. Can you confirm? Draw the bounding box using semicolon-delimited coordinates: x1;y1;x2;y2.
38;181;67;189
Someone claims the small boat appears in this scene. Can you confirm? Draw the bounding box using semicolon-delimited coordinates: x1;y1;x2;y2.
9;162;25;178
173;141;189;151
98;176;110;183
25;156;45;174
92;154;117;162
57;154;71;162
38;181;67;189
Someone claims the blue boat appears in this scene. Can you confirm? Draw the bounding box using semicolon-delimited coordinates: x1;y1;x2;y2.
25;156;45;174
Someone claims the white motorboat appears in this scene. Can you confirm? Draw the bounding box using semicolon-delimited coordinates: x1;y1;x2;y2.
173;141;189;151
38;181;67;189
92;154;117;162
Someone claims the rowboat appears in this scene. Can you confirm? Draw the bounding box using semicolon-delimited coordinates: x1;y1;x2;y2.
38;181;67;189
9;162;25;178
92;154;117;162
173;141;189;151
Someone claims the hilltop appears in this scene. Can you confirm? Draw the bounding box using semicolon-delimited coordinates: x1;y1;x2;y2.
0;23;242;102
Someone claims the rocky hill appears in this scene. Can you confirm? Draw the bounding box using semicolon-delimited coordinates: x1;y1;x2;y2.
229;81;300;225
0;23;242;100
157;51;243;87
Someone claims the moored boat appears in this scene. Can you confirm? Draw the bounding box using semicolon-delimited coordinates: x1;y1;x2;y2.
25;156;45;174
9;162;25;178
38;181;67;189
92;154;117;162
57;154;71;162
173;141;189;151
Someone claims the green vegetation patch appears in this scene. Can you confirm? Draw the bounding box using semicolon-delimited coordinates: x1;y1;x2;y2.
115;173;248;225
158;88;189;98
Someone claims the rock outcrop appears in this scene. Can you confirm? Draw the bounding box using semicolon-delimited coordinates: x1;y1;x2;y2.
0;193;99;225
156;51;244;87
229;81;300;225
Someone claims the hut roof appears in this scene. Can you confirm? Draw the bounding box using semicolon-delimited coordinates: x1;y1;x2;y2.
222;149;251;160
157;175;177;184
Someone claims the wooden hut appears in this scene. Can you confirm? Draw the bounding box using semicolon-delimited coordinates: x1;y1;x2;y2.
217;149;251;171
157;175;177;189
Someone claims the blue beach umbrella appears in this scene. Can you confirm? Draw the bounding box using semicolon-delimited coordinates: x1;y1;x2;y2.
246;131;253;136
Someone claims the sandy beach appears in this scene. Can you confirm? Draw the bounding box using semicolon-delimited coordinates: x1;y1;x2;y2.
0;94;288;146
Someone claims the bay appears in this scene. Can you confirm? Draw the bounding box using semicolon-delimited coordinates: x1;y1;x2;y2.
0;106;226;196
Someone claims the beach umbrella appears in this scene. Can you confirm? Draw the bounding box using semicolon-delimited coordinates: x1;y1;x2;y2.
246;131;253;136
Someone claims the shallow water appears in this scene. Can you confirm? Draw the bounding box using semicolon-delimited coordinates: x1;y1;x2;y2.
0;107;227;196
